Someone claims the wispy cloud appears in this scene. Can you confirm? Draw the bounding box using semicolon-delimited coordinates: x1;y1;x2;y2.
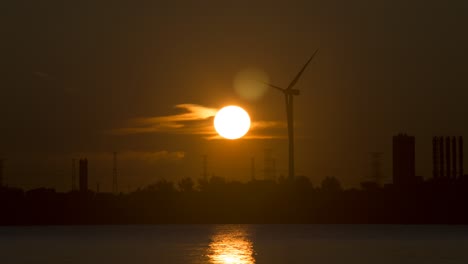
108;103;286;139
250;121;285;130
109;104;218;136
119;150;185;162
132;104;218;124
70;150;185;162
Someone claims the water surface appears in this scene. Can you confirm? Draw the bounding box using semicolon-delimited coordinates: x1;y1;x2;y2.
1;225;467;263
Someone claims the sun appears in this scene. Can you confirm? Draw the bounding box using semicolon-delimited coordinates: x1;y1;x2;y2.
214;106;251;139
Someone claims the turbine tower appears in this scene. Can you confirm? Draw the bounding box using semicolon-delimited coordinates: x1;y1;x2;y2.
113;152;118;194
72;158;77;191
263;50;319;180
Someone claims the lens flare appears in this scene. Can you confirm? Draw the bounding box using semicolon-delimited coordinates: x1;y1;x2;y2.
234;68;269;101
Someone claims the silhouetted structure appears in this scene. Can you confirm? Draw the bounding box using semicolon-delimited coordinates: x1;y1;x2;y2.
72;158;76;191
5;134;468;225
264;149;276;181
251;157;255;181
440;137;445;178
432;137;439;179
452;137;457;179
392;134;415;186
446;137;451;179
460;136;464;178
273;159;276;180
0;159;4;187
4;150;468;225
262;50;318;181
79;158;88;192
112;152;118;194
369;152;383;185
432;136;463;180
202;155;208;180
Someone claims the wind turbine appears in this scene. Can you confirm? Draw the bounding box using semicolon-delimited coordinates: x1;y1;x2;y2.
263;49;319;181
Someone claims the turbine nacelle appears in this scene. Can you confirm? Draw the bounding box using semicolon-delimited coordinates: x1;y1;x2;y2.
258;49;318;181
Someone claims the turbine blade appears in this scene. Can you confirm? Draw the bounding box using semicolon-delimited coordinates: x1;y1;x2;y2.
267;83;286;92
257;80;286;92
287;49;319;90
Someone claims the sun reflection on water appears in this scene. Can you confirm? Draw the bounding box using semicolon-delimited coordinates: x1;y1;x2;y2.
207;225;256;264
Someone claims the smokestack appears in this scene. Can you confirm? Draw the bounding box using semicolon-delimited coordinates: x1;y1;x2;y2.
79;158;88;192
460;136;464;178
446;137;451;179
452;136;457;179
72;159;77;191
433;137;439;179
440;137;445;178
0;159;4;187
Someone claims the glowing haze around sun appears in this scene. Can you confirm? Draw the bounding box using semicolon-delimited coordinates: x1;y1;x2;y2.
214;106;251;139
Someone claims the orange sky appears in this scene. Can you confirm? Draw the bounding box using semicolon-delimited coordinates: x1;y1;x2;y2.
1;0;468;191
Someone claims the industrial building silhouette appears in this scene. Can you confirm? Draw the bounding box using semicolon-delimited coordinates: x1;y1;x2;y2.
0;159;4;188
3;134;468;225
432;136;463;179
392;134;465;187
392;134;417;186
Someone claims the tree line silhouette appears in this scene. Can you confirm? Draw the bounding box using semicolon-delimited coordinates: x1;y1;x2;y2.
2;176;468;225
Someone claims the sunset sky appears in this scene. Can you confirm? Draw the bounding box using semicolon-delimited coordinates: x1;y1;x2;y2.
1;0;468;191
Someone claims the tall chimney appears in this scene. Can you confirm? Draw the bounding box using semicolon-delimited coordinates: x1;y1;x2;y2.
452;136;457;178
433;137;439;179
460;136;464;178
446;137;451;179
440;137;445;178
79;158;88;192
0;159;4;187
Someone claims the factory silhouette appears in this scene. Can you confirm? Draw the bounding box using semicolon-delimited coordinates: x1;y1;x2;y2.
2;134;468;225
392;134;465;187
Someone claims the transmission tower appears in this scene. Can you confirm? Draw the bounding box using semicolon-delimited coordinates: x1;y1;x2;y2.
251;157;256;181
202;155;208;180
72;158;76;191
113;152;118;194
264;149;276;181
